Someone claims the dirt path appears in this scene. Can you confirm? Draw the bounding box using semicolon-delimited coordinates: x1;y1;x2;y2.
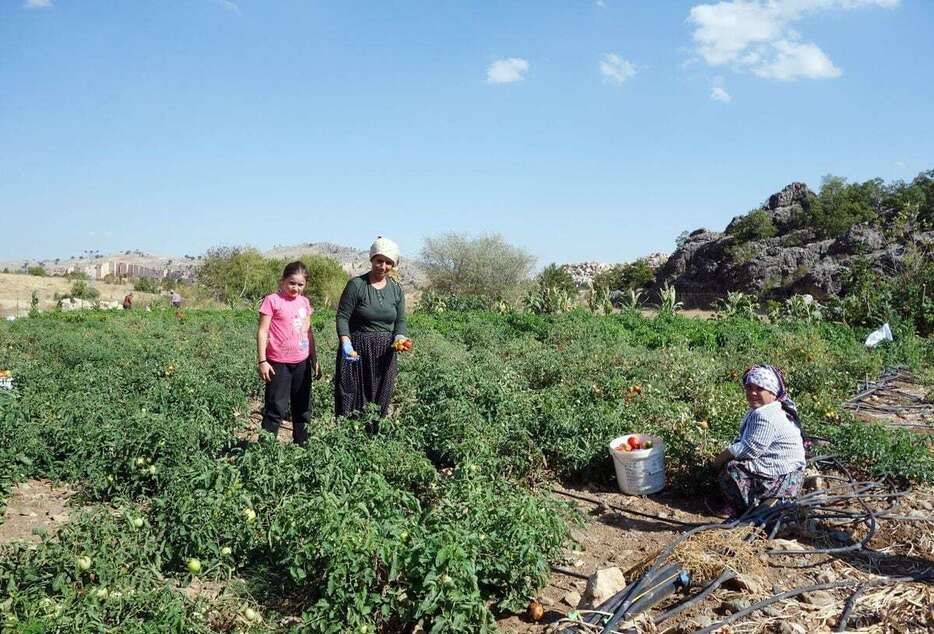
0;479;75;545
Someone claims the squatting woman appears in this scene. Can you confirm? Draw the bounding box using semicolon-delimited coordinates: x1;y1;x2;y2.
713;365;806;514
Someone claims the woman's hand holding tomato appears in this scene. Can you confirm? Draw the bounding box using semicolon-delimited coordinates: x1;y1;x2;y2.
392;338;413;353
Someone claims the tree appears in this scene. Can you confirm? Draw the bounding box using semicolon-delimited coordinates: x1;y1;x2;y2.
288;253;348;308
799;175;880;238
197;247;275;307
197;247;348;308
536;263;577;294
420;233;535;300
592;260;655;292
909;170;934;228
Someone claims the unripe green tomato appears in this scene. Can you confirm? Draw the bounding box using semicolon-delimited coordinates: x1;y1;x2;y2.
131;517;144;529
220;546;233;557
242;508;256;523
76;556;92;571
244;607;261;622
187;558;202;574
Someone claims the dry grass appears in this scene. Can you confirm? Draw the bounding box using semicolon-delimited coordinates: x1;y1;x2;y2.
670;525;767;583
0;272;159;316
623;525;767;586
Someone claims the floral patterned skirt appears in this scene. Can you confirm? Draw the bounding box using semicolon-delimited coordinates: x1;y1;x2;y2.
719;461;805;512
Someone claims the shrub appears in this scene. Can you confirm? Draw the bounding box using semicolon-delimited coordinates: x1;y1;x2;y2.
197;248;346;308
524;287;574;315
725;242;757;265
133;277;160;293
727;209;777;242
536;263;577;295
796;175;881;238
420;233;535;301
716;291;758;319
290;253;348;309
592;260;655;292
27;266;46;277
197;246;273;307
69;280;100;301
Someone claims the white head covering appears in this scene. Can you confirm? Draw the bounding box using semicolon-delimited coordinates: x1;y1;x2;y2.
369;236;400;266
743;366;780;396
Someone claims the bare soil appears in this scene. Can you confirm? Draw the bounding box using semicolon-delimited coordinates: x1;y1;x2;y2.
234;400;301;445
495;372;934;633
0;479;75;545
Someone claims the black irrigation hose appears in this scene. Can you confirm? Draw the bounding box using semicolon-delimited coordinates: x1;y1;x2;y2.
599;564;685;633
835;581;870;632
594;511;772;632
652;568;736;625
690;577;913;634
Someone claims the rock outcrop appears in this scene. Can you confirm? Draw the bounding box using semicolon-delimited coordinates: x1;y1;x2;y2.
653;183;934;308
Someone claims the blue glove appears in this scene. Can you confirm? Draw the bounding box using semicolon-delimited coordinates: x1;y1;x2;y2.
341;340;359;362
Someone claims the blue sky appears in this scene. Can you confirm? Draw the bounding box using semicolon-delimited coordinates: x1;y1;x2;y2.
2;0;932;267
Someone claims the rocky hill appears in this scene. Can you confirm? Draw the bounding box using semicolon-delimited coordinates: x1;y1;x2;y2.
652;182;934;308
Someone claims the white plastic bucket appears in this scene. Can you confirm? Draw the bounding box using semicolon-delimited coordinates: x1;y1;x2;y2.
609;434;666;495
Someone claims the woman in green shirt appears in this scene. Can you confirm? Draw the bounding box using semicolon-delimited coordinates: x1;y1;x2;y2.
334;237;412;422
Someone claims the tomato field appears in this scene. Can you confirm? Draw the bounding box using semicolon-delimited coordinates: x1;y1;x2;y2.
1;308;932;632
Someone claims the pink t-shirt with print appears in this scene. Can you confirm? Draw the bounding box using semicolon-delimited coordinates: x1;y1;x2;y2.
259;292;313;364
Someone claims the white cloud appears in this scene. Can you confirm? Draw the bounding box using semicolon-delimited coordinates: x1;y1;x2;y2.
687;0;898;80
895;161;906;169
753;38;840;79
596;0;608;7
599;54;637;85
486;58;529;84
212;0;242;15
24;0;53;8
711;86;733;102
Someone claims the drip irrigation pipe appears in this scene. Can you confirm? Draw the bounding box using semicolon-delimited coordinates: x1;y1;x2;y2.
552;565;591;580
599;565;687;633
835;581;869;632
651;569;735;625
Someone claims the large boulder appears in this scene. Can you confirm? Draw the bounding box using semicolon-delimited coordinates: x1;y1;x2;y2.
650;183;928;308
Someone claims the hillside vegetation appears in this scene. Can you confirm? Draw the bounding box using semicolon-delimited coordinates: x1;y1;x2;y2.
655;170;934;335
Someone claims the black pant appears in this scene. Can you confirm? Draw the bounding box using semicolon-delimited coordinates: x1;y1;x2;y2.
262;359;312;445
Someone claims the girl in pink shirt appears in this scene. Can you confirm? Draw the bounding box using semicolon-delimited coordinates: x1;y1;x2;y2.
256;261;319;445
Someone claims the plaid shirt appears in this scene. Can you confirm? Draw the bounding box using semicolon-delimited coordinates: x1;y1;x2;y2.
729;401;805;477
